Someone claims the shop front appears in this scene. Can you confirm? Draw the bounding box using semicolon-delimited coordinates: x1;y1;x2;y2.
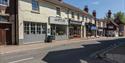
49;16;68;40
106;25;117;37
85;23;97;37
97;27;104;36
69;19;82;39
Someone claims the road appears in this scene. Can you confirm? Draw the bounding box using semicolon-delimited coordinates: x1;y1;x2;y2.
1;38;125;63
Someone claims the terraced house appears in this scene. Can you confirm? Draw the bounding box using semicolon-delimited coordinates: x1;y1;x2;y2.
0;0;89;45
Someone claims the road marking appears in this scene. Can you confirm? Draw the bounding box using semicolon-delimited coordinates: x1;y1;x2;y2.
8;57;34;63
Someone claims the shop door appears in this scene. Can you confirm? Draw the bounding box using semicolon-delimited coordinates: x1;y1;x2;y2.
0;29;6;45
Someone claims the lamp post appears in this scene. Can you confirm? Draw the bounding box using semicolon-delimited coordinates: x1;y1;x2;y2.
84;5;89;37
92;10;97;37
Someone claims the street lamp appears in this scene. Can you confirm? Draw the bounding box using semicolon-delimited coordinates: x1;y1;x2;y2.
92;10;97;37
84;5;89;13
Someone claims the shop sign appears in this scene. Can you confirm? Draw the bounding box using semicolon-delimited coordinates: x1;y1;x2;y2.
69;20;82;25
108;26;114;29
49;16;68;25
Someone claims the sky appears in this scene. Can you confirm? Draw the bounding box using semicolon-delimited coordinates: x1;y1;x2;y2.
64;0;125;18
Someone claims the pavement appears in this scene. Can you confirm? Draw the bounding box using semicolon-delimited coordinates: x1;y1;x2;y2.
0;37;115;54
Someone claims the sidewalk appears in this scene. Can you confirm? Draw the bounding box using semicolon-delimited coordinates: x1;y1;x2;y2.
0;37;117;54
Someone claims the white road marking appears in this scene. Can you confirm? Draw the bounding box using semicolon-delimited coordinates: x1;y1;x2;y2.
8;57;34;63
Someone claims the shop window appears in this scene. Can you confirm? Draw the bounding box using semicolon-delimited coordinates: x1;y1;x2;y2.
24;22;46;35
0;0;9;6
24;22;30;34
37;23;41;34
31;23;36;34
42;24;46;34
32;0;39;11
56;25;66;35
56;7;61;16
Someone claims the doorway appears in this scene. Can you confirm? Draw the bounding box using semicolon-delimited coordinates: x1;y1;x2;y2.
0;24;12;45
0;29;6;45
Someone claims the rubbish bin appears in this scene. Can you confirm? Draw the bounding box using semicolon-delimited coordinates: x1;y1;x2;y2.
45;35;54;43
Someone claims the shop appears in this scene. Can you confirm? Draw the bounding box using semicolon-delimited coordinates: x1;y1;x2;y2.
49;16;68;40
97;27;104;36
85;23;97;37
69;19;82;39
106;22;118;37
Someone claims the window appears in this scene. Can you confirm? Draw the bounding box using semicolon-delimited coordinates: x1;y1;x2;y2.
56;7;61;16
0;16;8;21
56;25;66;35
0;0;8;6
24;22;30;34
82;16;84;21
71;12;74;18
67;10;70;18
31;23;36;34
32;0;39;11
77;13;80;20
24;22;46;34
37;23;41;34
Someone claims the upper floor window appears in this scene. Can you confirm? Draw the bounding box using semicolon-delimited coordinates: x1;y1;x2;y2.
71;12;74;18
32;0;39;11
0;16;8;21
56;7;61;16
77;13;80;20
0;0;9;6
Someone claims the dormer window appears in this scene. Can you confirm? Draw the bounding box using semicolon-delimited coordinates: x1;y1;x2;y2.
0;0;9;6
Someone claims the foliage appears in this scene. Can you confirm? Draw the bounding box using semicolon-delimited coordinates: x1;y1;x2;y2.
114;12;125;24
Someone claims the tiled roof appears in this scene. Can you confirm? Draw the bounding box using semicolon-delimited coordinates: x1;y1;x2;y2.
44;0;87;15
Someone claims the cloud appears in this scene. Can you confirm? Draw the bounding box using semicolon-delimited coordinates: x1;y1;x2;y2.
92;1;100;5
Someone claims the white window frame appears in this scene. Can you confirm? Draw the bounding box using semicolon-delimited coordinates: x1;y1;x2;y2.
0;0;9;6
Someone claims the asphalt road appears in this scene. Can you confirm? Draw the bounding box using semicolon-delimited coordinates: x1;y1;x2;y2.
1;38;125;63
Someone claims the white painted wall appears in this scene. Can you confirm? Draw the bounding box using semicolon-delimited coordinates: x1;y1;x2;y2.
18;0;85;40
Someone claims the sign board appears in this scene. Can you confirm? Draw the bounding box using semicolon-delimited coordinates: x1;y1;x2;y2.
49;16;68;25
69;20;82;25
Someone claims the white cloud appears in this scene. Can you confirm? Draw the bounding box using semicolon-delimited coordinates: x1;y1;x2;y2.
92;1;100;5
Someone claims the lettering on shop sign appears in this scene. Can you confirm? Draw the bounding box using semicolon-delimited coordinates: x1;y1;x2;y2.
108;26;114;29
70;21;82;25
49;16;68;25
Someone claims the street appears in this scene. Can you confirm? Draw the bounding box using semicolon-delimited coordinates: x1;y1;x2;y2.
1;38;125;63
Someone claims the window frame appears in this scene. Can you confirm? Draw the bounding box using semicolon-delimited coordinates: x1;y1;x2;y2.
56;7;61;16
0;0;9;6
32;0;39;12
71;12;74;18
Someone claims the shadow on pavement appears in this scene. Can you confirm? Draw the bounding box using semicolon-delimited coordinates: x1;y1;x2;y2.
42;38;125;63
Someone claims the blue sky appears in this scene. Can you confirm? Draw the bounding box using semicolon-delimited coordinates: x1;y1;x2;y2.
64;0;125;18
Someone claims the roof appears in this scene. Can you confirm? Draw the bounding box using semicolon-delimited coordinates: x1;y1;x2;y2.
43;0;87;15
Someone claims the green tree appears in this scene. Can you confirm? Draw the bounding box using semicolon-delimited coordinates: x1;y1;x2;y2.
114;12;125;24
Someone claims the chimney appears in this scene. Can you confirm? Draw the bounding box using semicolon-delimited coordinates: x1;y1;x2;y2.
84;5;89;13
92;10;96;18
58;0;63;2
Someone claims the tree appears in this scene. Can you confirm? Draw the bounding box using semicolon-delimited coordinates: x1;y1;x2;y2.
114;12;125;24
